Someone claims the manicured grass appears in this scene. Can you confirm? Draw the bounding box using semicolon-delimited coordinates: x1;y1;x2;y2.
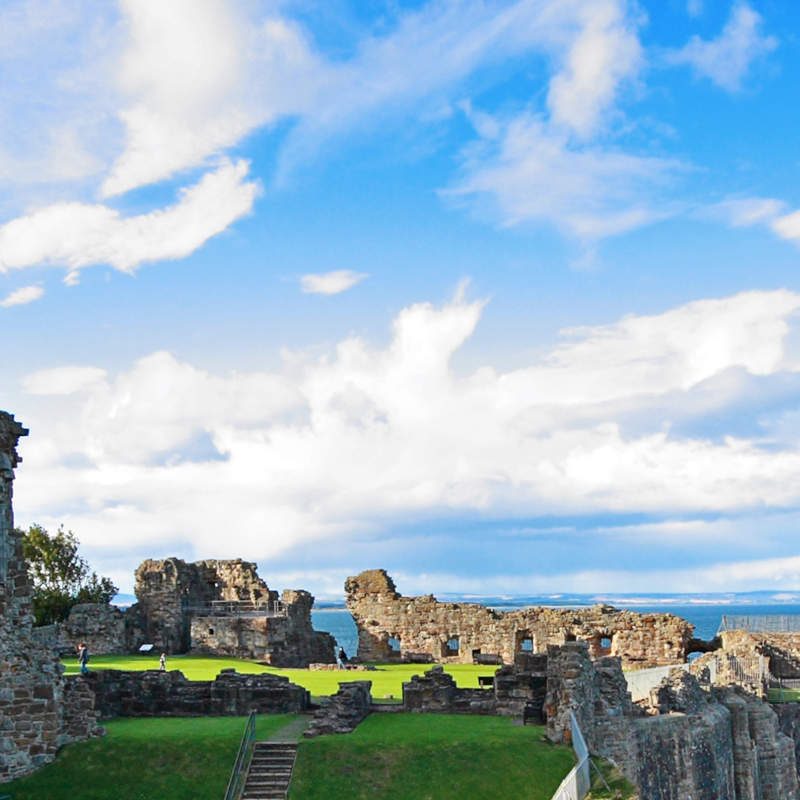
2;715;294;800
62;654;497;699
290;714;574;800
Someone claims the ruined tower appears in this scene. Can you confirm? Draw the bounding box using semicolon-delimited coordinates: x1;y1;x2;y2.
0;412;99;782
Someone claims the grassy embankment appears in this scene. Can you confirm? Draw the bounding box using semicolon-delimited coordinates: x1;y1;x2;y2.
61;653;495;699
3;714;576;800
290;713;574;800
1;715;293;800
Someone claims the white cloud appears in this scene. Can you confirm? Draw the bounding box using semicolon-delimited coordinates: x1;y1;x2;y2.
0;159;258;275
667;2;777;91
545;0;642;138
300;270;368;295
23;366;107;395
448;113;676;238
13;288;800;578
0;284;43;307
712;195;800;248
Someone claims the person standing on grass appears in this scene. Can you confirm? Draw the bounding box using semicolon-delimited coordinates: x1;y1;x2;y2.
159;652;166;672
78;642;89;675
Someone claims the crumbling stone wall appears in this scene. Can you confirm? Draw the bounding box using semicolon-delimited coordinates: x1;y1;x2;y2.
83;668;309;718
401;664;544;718
305;681;372;737
345;569;692;668
545;641;800;800
0;413;100;783
189;589;335;667
128;559;334;666
130;557;275;653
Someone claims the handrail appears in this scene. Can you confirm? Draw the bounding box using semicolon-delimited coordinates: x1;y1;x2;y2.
224;711;257;800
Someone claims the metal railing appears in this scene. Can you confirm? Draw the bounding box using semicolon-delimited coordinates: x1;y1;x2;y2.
224;711;256;800
185;599;287;618
549;711;591;800
719;614;800;635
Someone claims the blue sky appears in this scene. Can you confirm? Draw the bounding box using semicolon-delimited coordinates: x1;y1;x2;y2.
3;0;800;598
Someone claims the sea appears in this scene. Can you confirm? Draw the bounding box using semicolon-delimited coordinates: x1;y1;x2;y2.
310;593;800;659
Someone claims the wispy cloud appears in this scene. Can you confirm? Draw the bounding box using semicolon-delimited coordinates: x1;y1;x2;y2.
300;270;368;295
448;113;676;239
0;284;43;307
0;160;258;276
712;195;800;248
666;2;777;91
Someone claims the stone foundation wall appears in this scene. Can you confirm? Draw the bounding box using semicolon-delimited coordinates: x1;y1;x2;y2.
345;569;692;668
0;413;100;783
82;668;310;718
305;681;372;737
401;663;546;720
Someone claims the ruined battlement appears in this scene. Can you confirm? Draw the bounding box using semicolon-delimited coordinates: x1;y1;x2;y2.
345;568;694;668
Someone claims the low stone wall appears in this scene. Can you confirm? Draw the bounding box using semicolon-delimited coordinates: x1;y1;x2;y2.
401;664;546;720
305;681;372;737
81;668;310;718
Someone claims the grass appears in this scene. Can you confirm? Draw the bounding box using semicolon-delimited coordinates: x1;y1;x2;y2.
586;759;638;799
61;654;497;700
768;687;800;703
1;714;294;800
289;714;574;800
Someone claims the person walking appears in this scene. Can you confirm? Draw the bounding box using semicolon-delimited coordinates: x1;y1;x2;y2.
159;652;167;672
77;642;89;675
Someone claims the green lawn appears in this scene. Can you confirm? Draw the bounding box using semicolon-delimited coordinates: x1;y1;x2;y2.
290;714;574;800
61;654;496;699
1;715;293;800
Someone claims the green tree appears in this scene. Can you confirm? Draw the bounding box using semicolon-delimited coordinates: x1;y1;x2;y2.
17;524;118;626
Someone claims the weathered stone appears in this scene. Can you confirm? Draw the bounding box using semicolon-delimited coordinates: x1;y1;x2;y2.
345;569;692;668
82;668;309;718
305;681;372;737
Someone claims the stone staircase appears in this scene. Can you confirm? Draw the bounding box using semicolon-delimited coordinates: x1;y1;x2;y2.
241;742;298;800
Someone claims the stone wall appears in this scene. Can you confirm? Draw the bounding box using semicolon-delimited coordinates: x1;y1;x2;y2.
190;590;335;667
82;668;309;718
305;681;372;737
130;557;275;653
401;663;546;720
545;641;800;800
124;558;335;666
345;568;692;668
0;412;100;783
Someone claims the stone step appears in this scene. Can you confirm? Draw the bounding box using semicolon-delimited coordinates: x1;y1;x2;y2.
241;740;298;800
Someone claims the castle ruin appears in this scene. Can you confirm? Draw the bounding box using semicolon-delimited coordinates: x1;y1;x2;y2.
0;412;99;783
345;568;695;669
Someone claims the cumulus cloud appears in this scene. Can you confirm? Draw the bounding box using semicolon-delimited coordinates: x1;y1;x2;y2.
0;160;258;275
14;288;800;586
667;2;777;91
300;271;368;295
0;284;43;307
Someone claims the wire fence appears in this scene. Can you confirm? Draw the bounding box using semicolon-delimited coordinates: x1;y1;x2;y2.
719;615;800;634
549;711;591;800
